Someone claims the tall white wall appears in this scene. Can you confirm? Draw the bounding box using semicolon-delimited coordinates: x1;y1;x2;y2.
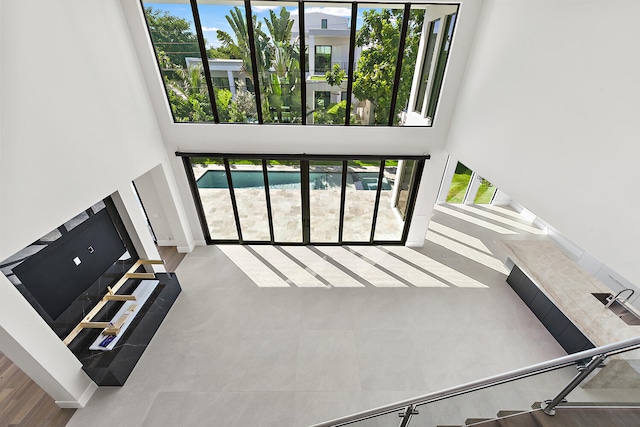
446;0;640;284
0;0;184;406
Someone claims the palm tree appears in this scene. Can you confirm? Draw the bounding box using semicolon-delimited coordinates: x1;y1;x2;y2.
263;7;301;122
216;6;271;88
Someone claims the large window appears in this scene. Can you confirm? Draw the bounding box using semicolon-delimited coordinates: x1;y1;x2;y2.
426;12;457;120
141;1;459;126
314;45;332;74
413;19;440;113
183;154;426;244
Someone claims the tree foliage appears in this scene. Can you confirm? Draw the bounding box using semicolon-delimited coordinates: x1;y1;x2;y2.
145;5;437;124
325;64;346;87
352;9;424;124
145;7;199;67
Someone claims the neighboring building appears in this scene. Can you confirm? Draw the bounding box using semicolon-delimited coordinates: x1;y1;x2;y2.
189;12;359;121
185;57;248;95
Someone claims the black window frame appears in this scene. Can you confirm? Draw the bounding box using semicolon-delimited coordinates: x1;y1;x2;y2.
178;152;428;245
140;1;459;127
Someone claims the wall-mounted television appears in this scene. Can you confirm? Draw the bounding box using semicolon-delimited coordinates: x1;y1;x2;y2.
13;209;126;319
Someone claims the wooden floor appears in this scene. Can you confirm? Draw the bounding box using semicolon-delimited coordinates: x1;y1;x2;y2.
157;246;186;272
0;247;184;426
0;352;75;427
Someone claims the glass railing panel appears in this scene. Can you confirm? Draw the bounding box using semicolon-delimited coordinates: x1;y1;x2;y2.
409;364;576;427
575;347;640;393
408;359;640;427
340;408;406;427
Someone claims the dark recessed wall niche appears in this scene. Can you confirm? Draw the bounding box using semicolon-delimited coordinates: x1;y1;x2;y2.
0;197;139;339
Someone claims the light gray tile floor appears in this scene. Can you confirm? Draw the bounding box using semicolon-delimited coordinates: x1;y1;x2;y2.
67;204;640;427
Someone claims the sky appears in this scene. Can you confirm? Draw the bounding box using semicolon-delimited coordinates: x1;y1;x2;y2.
145;2;364;48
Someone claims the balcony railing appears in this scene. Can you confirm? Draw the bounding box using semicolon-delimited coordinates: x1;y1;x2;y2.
309;336;640;427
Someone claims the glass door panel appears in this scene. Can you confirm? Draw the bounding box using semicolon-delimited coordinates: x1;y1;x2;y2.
309;160;343;243
228;159;270;241
192;158;239;240
342;160;379;242
268;160;303;242
374;160;404;241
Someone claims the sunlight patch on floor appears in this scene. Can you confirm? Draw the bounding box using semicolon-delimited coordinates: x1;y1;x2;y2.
435;204;517;235
318;247;406;287
349;246;449;287
250;246;326;287
426;231;509;275
217;245;290;287
382;246;489;288
456;205;545;234
282;246;365;287
428;221;493;254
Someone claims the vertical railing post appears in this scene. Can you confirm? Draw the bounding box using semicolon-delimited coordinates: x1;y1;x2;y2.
398;404;418;427
542;354;607;415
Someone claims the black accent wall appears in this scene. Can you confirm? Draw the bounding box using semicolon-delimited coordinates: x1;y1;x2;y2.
13;209;126;319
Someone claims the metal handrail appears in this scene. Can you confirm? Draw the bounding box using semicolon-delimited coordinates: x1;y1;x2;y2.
309;336;640;427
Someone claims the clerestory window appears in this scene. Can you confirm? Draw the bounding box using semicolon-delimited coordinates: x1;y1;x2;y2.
141;1;459;126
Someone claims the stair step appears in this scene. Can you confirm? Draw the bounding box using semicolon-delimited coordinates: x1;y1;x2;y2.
496;410;525;417
465;419;492;425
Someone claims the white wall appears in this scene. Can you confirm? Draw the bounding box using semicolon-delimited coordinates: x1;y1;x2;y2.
0;0;184;406
446;0;640;284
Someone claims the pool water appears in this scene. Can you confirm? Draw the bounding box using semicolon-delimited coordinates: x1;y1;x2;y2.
196;170;391;190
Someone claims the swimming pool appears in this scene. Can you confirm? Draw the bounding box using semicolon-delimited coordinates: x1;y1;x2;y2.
196;170;391;190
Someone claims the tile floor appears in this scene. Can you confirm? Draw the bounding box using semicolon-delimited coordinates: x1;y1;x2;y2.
66;204;640;427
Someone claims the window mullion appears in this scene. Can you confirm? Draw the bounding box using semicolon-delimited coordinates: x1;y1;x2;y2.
189;0;220;123
344;2;358;126
244;0;264;124
387;4;411;126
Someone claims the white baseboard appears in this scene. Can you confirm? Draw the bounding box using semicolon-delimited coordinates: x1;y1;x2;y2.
155;240;174;246
55;381;98;408
177;239;200;253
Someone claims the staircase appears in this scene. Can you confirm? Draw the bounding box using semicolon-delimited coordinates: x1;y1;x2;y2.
438;403;640;427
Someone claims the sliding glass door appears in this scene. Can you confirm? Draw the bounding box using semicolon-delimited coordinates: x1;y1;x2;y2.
183;154;425;245
308;160;343;243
